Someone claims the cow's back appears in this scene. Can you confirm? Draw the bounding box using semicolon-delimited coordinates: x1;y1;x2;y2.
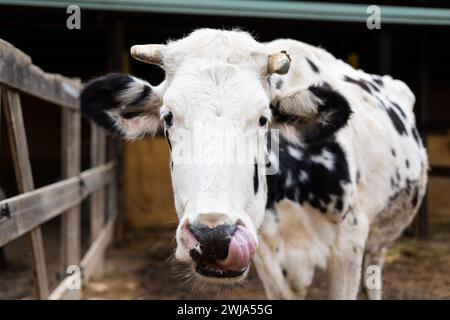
265;38;427;224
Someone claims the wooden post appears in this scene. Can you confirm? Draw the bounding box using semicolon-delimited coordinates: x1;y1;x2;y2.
417;29;429;239
89;123;106;278
2;87;49;299
107;138;123;245
107;20;125;244
0;86;5;270
60;107;81;296
379;31;392;75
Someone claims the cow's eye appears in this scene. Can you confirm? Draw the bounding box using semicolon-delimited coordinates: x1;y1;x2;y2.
163;112;173;127
259;116;268;127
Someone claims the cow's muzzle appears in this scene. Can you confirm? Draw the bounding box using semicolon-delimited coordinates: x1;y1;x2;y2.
182;220;256;279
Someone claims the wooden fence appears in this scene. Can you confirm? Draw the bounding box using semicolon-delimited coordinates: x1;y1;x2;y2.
0;39;118;299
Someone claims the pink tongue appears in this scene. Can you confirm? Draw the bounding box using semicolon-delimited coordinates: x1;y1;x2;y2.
217;225;256;271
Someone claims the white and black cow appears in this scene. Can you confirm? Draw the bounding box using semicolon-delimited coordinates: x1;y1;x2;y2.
80;29;428;299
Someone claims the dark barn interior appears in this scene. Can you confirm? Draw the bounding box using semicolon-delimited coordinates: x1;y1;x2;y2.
0;1;449;299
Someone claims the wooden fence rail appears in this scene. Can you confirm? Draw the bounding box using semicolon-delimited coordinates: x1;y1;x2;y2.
0;39;118;299
0;163;115;247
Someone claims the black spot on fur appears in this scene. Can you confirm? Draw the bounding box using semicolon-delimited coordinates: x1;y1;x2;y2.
406;178;412;195
282;268;288;277
390;176;396;189
80;73;134;135
343;75;371;93
386;107;407;135
122;111;142;119
356;170;361;183
270;104;298;124
276;79;283;90
376;97;387;110
335;198;343;212
266;135;350;215
164;129;172;151
391;148;396;157
271;85;352;143
412;187;419;208
391;101;407;119
305;57;319;73
253;163;259;195
304;85;353;142
342;206;353;221
411;127;422;146
128;84;151;106
405;159;410;169
372;77;383;86
367;81;380;92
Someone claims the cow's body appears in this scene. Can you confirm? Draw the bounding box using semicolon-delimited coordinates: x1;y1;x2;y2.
80;29;427;299
255;39;427;299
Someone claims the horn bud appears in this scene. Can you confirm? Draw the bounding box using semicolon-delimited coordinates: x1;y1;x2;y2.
267;50;291;75
130;44;164;66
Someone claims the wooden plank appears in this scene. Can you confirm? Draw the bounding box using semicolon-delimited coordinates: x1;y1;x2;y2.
0;39;81;110
60;108;81;275
2;87;49;299
81;162;115;198
0;85;2;149
0;162;115;247
0;177;79;247
108;139;124;245
0;88;5;268
48;274;81;300
49;203;118;300
416;33;429;239
81;209;117;284
90;125;106;239
89;124;107;278
429;165;450;177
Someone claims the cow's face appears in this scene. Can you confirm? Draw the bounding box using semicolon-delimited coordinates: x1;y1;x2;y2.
162;64;271;282
82;29;327;285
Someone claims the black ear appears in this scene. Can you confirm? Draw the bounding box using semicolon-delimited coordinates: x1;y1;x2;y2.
80;73;162;140
270;84;352;143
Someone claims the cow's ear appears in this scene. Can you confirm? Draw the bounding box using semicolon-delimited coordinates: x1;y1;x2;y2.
80;73;163;140
270;84;352;142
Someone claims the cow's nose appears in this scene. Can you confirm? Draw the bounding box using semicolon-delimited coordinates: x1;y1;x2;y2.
188;222;237;261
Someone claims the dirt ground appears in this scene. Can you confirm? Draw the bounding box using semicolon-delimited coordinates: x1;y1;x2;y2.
78;227;450;300
1;176;450;300
1;214;449;300
81;175;450;300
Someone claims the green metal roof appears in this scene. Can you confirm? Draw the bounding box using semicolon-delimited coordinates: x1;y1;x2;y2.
1;0;450;26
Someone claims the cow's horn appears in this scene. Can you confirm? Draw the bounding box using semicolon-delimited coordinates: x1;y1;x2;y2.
130;44;164;66
267;50;291;75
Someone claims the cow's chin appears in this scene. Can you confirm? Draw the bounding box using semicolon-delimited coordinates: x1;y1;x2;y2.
192;262;250;285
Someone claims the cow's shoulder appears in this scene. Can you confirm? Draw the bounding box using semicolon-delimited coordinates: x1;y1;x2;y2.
267;134;356;222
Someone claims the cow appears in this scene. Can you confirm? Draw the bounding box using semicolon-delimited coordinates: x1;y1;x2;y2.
80;28;428;299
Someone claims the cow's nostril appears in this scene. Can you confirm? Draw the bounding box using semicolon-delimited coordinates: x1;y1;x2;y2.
188;223;237;261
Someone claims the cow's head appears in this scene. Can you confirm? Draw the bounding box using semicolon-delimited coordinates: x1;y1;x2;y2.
81;29;350;285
